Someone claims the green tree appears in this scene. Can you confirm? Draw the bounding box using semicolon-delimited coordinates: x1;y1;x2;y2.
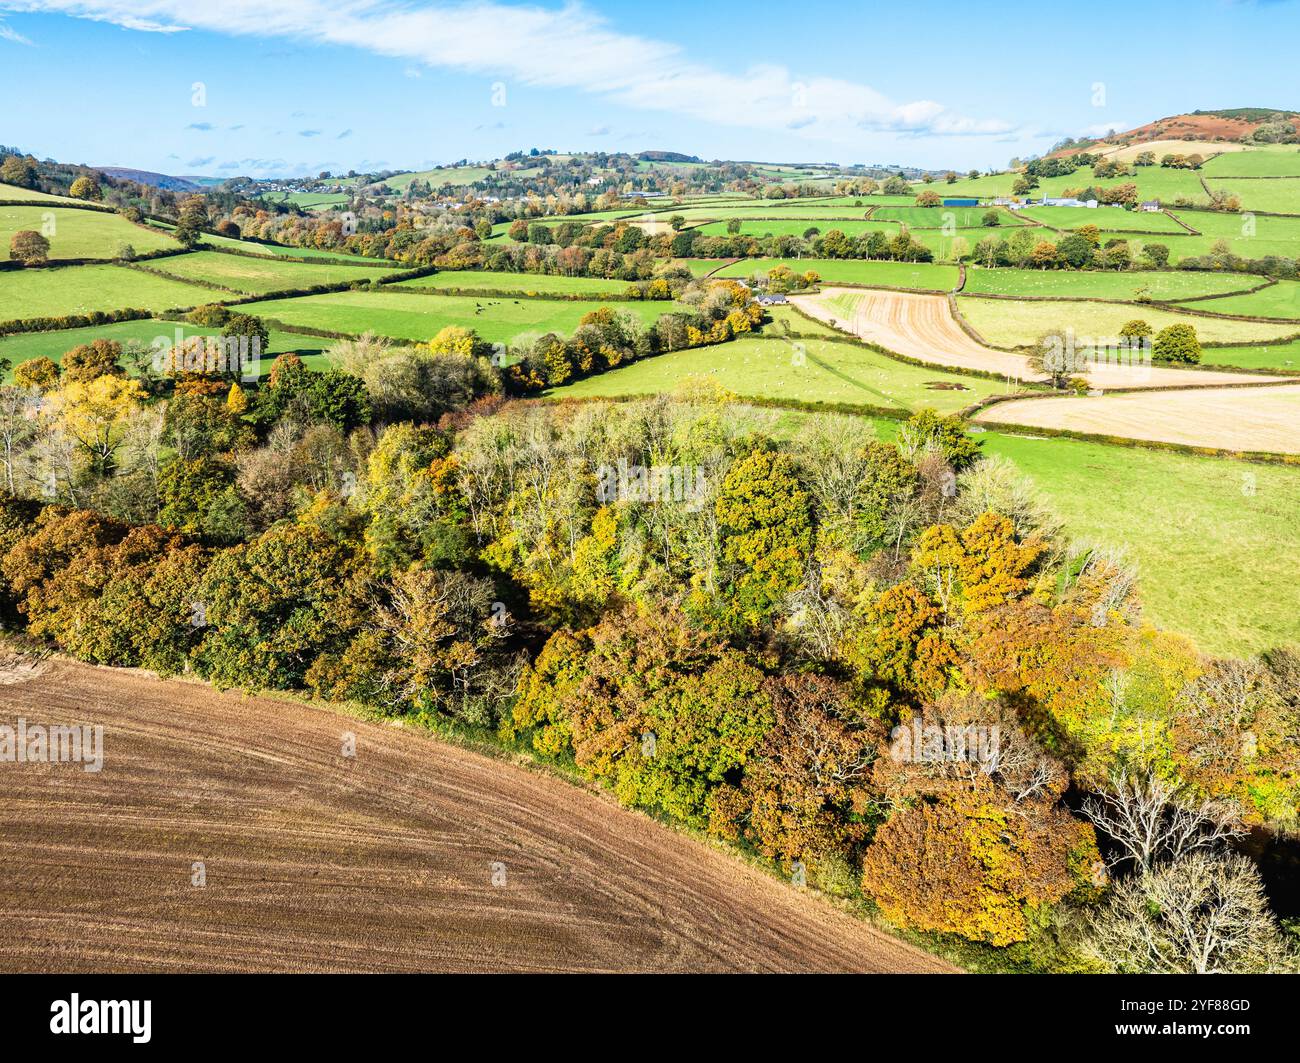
1153;323;1201;364
716;445;813;622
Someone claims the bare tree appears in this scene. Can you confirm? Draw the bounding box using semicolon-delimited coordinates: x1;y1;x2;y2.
1084;852;1295;973
0;385;38;496
1081;768;1244;872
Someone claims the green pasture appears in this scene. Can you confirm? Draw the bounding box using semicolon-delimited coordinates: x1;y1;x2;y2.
0;263;216;322
239;289;683;345
960;268;1261;301
1;204;177;260
714;257;960;290
1203;177;1300;215
0;318;328;377
386;269;637;296
956;294;1297;346
147;250;401;294
545;335;1009;414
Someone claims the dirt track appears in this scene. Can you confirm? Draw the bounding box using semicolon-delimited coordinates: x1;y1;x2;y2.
0;660;954;974
976;383;1300;454
792;287;1283;391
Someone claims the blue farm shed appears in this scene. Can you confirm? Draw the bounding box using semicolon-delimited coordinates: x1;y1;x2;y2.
943;198;979;207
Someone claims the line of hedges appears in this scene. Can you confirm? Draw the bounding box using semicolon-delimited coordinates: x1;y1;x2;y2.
198;241;398;269
0;246;190;272
0;307;155;337
543;390;914;423
377;283;650;302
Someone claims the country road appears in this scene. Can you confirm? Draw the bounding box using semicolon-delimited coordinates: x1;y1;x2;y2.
0;660;956;974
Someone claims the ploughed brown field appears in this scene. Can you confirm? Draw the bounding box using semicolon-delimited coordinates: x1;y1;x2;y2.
0;659;954;973
792;287;1275;391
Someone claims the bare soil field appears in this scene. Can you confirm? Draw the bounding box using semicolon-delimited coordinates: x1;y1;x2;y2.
0;660;953;974
975;384;1300;454
792;288;1282;392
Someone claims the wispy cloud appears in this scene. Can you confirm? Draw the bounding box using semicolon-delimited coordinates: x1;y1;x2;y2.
0;17;33;42
186;121;214;131
298;129;322;137
2;0;1016;143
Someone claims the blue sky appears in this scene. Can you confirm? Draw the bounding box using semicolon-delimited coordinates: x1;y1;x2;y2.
0;0;1297;178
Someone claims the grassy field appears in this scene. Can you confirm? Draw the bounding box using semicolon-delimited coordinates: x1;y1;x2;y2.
692;218;897;238
1020;206;1189;233
1201;337;1300;371
673;204;876;222
1160;210;1300;261
1;205;177;260
1202;177;1300;215
147;250;400;294
912;173;1019;199
909;226;1029;258
873;206;1022;228
387;270;637;296
1202;147;1300;178
384;165;499;190
714;258;961;290
1170;280;1300;320
545;335;1009;414
768;406;1299;656
0;263;218;322
256;191;352;209
956;294;1297;346
981;431;1300;656
0;182;81;204
240;289;682;345
0;318;329;377
161;227;385;264
960;268;1261;301
1035;167;1212;206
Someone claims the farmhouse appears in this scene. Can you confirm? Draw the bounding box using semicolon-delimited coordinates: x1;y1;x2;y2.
1140;200;1162;212
755;292;788;306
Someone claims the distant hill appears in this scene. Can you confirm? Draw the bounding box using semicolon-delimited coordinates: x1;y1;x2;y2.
636;151;702;164
95;167;206;192
1055;109;1300;157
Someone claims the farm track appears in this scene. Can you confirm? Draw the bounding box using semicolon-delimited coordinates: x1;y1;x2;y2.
791;287;1290;391
0;660;955;974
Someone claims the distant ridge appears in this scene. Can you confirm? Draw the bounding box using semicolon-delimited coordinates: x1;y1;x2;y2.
95;167;206;192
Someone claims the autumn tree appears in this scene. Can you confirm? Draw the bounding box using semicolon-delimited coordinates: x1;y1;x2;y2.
14;356;60;393
69;175;102;201
709;673;884;868
715;444;813;624
9;230;49;265
62;339;123;383
862;789;1101;945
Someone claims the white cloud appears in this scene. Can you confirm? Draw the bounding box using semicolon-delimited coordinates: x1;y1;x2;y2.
1;0;1016;144
0;16;33;41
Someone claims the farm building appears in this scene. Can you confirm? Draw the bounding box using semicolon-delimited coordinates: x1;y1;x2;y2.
943;198;979;207
1140;200;1162;212
1041;196;1098;208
